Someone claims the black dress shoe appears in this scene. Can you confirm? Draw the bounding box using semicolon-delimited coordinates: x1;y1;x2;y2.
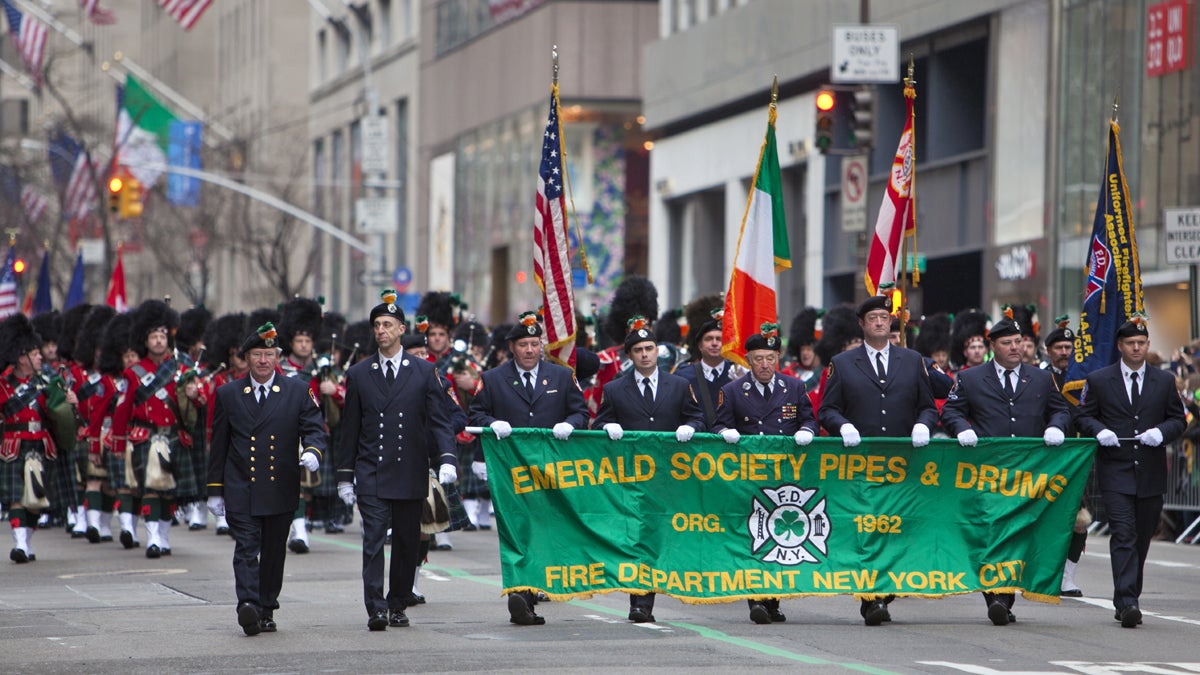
749;603;771;625
216;526;230;536
238;603;262;636
10;547;28;563
145;544;161;559
406;591;426;607
863;600;891;626
288;539;309;554
388;609;410;627
1060;588;1083;598
161;547;172;556
508;593;544;625
479;524;491;530
434;543;452;551
71;530;86;539
768;607;786;623
1120;605;1142;628
259;614;277;633
628;606;655;623
368;610;389;631
462;523;477;532
189;523;206;531
86;527;101;544
325;522;344;534
120;530;136;549
100;534;113;542
988;601;1010;626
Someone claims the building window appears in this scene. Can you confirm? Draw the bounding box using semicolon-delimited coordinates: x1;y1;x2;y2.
379;0;393;47
317;28;327;82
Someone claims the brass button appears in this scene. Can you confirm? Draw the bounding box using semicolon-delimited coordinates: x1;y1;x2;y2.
251;477;256;483
251;436;256;441
251;467;255;472
270;435;276;440
270;476;275;481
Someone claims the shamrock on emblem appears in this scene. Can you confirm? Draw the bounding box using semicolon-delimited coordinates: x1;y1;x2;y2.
773;510;806;541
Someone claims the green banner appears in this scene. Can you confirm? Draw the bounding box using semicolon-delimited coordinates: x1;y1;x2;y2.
482;431;1095;605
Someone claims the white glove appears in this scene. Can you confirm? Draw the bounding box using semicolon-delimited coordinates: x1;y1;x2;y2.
471;460;488;481
438;463;458;484
337;481;357;506
206;496;225;518
552;422;574;440
840;423;861;448
603;423;624;441
720;428;741;444
957;429;979;447
1137;427;1163;447
794;429;814;446
490;420;513;439
911;423;930;447
299;451;320;472
1096;429;1119;447
675;425;695;442
1043;427;1065;446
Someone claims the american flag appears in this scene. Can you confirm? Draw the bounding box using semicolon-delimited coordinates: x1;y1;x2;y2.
21;186;47;223
49;129;98;221
533;85;576;370
80;0;116;25
0;245;18;318
1;0;47;82
157;0;212;31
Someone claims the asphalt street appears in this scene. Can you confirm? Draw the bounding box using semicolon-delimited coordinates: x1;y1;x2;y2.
2;515;1200;674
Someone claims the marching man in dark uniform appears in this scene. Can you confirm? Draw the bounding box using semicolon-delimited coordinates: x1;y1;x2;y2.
818;292;939;626
675;296;735;429
1041;315;1088;597
939;310;1072;625
336;290;459;632
277;297;324;554
1075;314;1187;628
593;319;705;623
712;322;818;625
206;323;328;635
468;311;589;626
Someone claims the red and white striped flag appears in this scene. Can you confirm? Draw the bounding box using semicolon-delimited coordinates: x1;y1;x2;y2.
157;0;212;31
864;78;917;296
0;245;18;318
721;95;791;367
533;84;577;369
65;153;97;221
20;185;47;224
106;246;127;312
2;0;47;83
80;0;117;25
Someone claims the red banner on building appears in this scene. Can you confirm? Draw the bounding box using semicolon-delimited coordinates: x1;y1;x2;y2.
1147;0;1190;77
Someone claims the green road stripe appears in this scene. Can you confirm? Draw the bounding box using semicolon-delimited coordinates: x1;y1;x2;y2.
311;534;901;673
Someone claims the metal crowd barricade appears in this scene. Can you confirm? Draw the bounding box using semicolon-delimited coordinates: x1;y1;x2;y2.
1165;439;1200;544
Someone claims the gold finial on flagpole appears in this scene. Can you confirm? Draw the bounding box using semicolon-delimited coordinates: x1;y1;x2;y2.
1111;92;1119;123
5;230;17;246
770;75;779;108
905;53;915;88
552;45;559;86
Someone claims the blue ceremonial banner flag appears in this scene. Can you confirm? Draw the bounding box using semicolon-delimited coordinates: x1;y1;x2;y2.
32;249;51;315
1062;119;1142;405
167;120;202;207
65;250;85;309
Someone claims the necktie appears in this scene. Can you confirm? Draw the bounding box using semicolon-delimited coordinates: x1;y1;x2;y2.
257;385;267;406
759;383;770;400
875;352;887;382
385;360;395;385
1130;372;1140;409
642;377;653;405
523;371;534;398
1003;369;1015;397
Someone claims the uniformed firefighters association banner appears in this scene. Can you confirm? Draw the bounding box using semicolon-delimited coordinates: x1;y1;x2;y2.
482;431;1094;604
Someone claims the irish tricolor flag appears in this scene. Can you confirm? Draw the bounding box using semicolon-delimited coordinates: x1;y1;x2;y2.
721;99;790;366
116;74;178;188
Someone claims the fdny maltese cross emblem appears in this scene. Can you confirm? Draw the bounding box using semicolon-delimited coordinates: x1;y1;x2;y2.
748;485;830;566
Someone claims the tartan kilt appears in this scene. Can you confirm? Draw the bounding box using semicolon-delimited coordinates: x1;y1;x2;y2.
107;441;133;491
169;436;198;500
313;425;340;498
456;441;489;499
0;441;50;506
51;443;79;509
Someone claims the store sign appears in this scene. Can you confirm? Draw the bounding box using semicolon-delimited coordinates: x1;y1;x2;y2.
995;245;1035;281
831;25;900;83
1147;0;1190;77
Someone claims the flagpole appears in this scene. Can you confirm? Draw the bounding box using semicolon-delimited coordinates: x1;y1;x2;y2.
552;45;593;285
897;57;916;348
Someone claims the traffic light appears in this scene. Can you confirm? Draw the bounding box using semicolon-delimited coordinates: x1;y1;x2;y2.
850;87;874;149
12;258;25;278
108;175;123;214
890;287;904;316
815;89;836;153
120;177;143;218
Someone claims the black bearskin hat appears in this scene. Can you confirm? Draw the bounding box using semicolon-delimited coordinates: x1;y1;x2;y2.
604;276;659;345
454;320;488;350
278;297;323;354
1007;303;1038;341
244;308;281;338
202;313;247;371
787;307;820;358
76;306;118;371
32;310;62;346
814;305;862;366
654;309;683;347
914;312;952;359
341;320;376;364
58;303;93;362
130;299;179;358
318;311;347;354
951;309;991;368
97;313;134;376
0;314;43;370
177;306;212;351
683;294;724;355
416;292;457;331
